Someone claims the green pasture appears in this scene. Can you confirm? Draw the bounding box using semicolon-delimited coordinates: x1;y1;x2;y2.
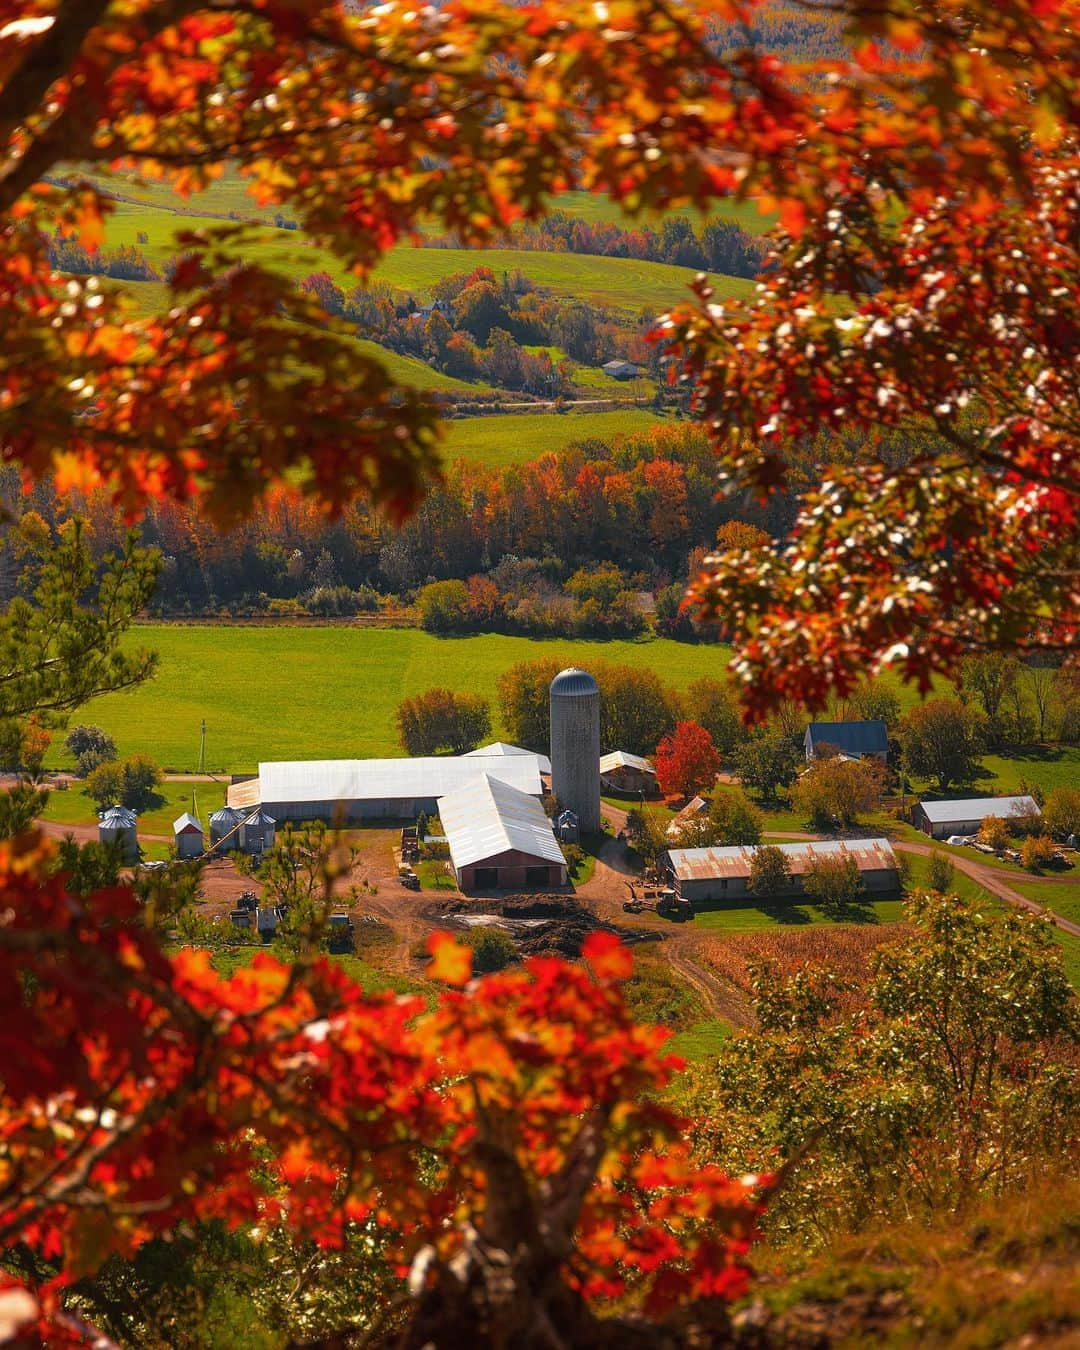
442;410;662;467
56;626;742;773
688;898;908;933
100;201;749;314
667;1018;733;1060
1005;878;1080;927
107;278;483;395
88;166;773;236
41;778;227;836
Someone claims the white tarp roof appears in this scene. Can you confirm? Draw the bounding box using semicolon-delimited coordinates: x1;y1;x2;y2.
918;795;1039;824
465;741;552;775
600;750;654;774
439;774;566;871
246;754;544;807
666;837;897;882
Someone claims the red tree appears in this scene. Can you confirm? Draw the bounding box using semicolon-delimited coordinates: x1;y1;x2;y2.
655;721;722;800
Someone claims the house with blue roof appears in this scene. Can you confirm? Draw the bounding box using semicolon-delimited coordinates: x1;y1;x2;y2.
803;719;890;764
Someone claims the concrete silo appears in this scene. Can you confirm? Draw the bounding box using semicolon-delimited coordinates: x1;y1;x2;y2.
549;667;601;834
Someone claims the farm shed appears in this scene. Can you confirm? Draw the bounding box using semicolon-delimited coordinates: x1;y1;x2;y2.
914;795;1041;839
599;750;657;796
466;741;552;777
229;753;546;824
804;720;890;763
666;795;708;839
209;806;246;854
172;812;204;860
99;806;138;864
602;359;646;380
439;773;567;892
663;837;899;904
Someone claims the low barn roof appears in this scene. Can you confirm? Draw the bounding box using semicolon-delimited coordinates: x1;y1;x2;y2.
600;751;654;775
466;741;552;776
805;720;889;756
918;795;1040;825
173;812;202;834
439;773;565;872
666;837;897;882
232;754;544;808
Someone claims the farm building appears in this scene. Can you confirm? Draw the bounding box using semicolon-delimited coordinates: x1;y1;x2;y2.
209;806;246;854
227;753;546;824
439;773;567;892
662;837;900;904
466;741;552;777
804;720;890;763
602;359;646;380
172;812;204;859
913;795;1041;839
666;795;708;839
599;751;657;796
99;806;138;864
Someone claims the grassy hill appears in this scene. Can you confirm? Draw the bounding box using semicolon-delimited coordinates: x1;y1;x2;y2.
442;409;662;467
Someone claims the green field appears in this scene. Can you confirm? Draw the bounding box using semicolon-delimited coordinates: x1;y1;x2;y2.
90;167;773;236
42;778;227;837
59;626;743;772
689;898;908;933
443;410;662;467
101;201;749;315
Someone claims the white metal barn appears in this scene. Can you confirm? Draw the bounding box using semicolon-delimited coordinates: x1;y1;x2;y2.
914;795;1041;839
439;774;567;891
465;741;552;776
228;754;546;824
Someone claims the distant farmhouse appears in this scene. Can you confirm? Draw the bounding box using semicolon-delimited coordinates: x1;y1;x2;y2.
601;359;646;380
804;719;890;763
662;838;900;904
440;774;567;892
228;752;546;824
914;795;1041;840
599;750;656;796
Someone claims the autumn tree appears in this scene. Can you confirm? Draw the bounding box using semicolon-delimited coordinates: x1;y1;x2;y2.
417;580;470;635
681;893;1080;1243
790;755;885;830
684;677;748;758
747;845;792;899
396;688;492;756
733;724;802;803
977;816;1010;854
655;721;721;800
802;854;866;916
959;654;1019;748
1044;788;1080;843
897;699;988;792
706;789;764;847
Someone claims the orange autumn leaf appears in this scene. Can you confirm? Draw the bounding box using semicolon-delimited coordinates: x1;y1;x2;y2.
427;931;473;986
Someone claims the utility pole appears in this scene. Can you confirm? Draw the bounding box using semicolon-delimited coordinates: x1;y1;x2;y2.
198;719;206;775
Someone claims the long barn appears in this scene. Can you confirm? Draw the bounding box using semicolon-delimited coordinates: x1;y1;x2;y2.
227;753;546;824
662;838;900;904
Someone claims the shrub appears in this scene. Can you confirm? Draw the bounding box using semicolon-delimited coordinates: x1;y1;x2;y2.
927;851;956;893
464;925;516;973
84;755;163;811
977;815;1010;853
396;688;491;755
1020;835;1058;872
417;579;469;634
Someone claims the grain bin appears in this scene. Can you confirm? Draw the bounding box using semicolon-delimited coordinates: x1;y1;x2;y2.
98;806;139;864
239;809;276;856
209;806;245;855
549;667;601;834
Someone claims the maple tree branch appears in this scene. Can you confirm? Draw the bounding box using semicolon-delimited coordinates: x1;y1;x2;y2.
0;0;112;143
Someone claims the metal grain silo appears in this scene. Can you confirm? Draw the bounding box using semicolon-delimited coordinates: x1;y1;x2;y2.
549;667;601;834
98;806;139;864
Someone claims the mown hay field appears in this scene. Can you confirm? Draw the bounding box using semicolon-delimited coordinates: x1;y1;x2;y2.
442;409;662;467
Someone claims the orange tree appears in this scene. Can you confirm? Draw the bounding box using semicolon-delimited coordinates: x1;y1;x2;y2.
0;0;1076;1342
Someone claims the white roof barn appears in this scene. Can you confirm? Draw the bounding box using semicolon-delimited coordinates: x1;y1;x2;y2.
599;751;654;776
440;774;565;874
466;741;552;776
229;753;546;822
915;795;1040;838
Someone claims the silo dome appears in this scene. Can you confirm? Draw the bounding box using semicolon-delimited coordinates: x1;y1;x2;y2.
549;667;601;834
550;667;600;698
